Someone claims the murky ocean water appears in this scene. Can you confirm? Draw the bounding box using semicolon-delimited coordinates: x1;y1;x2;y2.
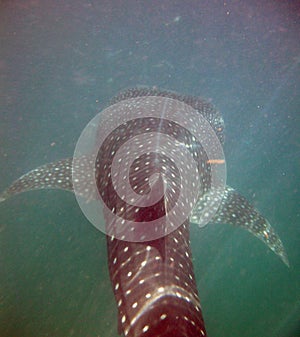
1;1;299;336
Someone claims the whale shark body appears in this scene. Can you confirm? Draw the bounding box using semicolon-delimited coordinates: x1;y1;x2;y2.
0;88;288;337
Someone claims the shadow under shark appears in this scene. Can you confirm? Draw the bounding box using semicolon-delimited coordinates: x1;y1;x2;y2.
0;88;288;337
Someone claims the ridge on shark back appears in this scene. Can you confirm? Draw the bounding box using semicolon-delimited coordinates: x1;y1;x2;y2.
0;87;288;337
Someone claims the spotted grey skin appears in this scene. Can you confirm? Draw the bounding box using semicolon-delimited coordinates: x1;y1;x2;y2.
110;87;225;145
0;88;289;337
107;221;206;337
0;158;289;268
191;187;289;266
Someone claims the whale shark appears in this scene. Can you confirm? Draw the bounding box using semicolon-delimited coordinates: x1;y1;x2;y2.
0;87;288;337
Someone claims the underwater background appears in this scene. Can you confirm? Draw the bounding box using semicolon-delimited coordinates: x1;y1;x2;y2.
0;0;299;336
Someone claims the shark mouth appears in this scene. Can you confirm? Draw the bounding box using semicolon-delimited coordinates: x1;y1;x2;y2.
0;87;289;337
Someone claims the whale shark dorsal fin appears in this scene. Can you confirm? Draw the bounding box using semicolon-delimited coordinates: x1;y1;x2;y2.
191;186;289;267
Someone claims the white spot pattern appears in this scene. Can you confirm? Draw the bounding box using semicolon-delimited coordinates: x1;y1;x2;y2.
0;87;289;337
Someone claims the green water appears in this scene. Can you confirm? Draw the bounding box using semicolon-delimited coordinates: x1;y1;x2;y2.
1;1;299;336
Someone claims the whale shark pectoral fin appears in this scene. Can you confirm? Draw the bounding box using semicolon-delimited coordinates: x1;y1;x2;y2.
0;158;75;203
191;186;289;267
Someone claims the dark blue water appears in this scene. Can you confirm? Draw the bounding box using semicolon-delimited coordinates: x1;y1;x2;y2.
1;1;299;336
